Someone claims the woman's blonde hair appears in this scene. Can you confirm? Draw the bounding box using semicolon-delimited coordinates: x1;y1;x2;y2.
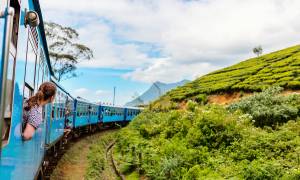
24;82;56;111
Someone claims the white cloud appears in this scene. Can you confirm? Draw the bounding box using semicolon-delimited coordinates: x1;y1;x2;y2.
41;0;300;83
122;59;220;83
95;89;108;96
73;88;109;102
73;88;89;97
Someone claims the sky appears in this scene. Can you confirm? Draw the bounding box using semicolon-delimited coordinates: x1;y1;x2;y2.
40;0;300;105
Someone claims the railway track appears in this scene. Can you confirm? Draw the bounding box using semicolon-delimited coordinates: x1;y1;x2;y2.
106;141;125;180
44;124;124;179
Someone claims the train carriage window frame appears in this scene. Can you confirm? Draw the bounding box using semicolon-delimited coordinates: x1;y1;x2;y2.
2;0;21;147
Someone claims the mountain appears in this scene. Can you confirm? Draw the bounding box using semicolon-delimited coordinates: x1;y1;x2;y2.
125;80;190;107
153;44;300;107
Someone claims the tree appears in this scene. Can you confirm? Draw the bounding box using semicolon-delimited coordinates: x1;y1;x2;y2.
45;22;93;81
253;46;263;57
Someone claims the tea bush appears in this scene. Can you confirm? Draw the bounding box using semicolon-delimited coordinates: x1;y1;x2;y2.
228;86;299;127
152;45;300;108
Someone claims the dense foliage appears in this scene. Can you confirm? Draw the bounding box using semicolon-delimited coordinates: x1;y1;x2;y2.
115;90;300;179
228;87;300;127
152;45;300;109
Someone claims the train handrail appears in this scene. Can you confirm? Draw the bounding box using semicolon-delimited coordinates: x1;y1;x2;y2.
0;7;14;151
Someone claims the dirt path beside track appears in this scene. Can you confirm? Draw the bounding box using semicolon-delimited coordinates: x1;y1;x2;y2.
50;130;118;180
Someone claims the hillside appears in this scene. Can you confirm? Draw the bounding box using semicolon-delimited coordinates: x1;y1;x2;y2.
115;45;300;179
153;45;300;108
116;88;300;179
125;80;189;107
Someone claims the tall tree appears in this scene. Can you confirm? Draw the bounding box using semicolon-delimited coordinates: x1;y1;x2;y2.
45;22;93;81
253;45;263;57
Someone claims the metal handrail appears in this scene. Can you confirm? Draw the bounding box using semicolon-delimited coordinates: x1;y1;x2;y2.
0;7;15;152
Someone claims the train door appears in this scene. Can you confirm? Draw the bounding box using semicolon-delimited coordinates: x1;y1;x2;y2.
98;105;103;123
0;0;20;147
88;104;91;124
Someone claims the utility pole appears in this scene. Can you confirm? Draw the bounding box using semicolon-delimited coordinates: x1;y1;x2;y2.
113;86;116;106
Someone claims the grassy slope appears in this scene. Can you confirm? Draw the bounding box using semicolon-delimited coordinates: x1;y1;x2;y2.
153;45;300;108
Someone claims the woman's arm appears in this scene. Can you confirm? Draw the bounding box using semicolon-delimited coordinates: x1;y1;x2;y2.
22;106;42;140
22;123;36;140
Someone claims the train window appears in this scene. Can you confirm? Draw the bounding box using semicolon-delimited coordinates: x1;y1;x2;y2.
60;108;63;118
34;54;40;90
37;50;45;87
25;33;38;90
23;83;33;100
10;0;20;48
56;107;59;119
42;108;45;119
51;107;54;119
44;64;49;81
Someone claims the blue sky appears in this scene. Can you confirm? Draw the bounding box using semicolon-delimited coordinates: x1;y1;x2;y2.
62;68;150;105
41;0;300;105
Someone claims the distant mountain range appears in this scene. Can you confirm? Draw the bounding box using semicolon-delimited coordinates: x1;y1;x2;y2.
125;80;190;107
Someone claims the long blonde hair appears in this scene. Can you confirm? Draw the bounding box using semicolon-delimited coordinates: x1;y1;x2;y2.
24;82;56;111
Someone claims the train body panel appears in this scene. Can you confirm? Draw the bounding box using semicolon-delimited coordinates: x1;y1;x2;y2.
0;0;142;179
125;108;141;121
0;0;52;179
100;105;126;123
46;80;75;146
89;104;99;124
74;99;98;128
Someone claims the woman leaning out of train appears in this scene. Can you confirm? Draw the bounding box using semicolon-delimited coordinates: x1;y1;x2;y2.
22;82;56;140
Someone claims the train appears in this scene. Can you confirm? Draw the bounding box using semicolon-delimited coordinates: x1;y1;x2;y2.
0;0;141;179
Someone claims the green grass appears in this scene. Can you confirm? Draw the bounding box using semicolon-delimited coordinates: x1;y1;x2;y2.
152;44;300;109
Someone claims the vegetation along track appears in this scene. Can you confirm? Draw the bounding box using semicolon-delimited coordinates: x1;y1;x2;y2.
50;127;120;180
106;141;125;180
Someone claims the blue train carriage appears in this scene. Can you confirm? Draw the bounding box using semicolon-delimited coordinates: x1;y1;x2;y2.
124;107;142;121
99;105;126;123
45;78;74;147
0;0;54;179
74;97;98;128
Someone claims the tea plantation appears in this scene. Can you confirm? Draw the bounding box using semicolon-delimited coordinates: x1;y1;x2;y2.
152;45;300;108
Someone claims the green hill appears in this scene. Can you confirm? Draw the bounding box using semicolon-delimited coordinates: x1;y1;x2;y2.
153;45;300;108
115;45;300;179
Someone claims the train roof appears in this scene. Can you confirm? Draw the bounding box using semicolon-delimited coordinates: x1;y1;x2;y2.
100;104;142;110
125;107;143;110
76;97;98;106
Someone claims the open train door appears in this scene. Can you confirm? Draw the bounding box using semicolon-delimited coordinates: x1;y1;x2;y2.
0;0;15;151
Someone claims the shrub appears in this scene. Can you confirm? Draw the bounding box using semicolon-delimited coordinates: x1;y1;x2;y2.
195;94;208;104
228;86;299;127
186;100;197;111
116;102;300;179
